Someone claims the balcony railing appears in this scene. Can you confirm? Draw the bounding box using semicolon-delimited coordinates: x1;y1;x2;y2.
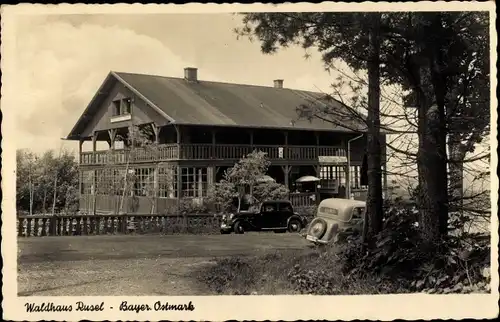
80;143;346;165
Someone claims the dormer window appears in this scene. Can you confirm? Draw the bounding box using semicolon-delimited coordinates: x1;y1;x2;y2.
110;98;132;123
112;98;132;116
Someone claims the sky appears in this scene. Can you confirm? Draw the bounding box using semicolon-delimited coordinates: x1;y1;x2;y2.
6;10;492;191
12;13;339;155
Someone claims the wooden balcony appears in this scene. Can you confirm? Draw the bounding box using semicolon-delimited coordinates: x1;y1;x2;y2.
80;143;346;165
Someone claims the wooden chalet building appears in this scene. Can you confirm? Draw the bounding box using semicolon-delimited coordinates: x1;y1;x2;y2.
66;68;387;215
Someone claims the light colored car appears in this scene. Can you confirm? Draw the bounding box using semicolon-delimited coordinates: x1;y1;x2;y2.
304;198;366;245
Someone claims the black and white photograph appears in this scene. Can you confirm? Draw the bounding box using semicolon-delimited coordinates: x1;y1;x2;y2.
1;2;498;321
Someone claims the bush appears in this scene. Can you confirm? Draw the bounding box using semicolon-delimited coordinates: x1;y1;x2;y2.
196;248;408;295
337;203;491;294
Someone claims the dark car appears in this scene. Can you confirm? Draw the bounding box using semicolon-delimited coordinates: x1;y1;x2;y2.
220;200;308;234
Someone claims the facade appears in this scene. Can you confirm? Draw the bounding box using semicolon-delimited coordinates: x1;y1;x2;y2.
66;68;386;215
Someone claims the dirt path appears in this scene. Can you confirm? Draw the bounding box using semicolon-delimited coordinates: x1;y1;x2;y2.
18;233;309;296
18;257;215;296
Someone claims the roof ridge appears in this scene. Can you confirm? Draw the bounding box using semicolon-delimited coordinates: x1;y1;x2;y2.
113;70;326;95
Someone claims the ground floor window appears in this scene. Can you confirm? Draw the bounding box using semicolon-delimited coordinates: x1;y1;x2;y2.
82;165;213;199
181;167;208;198
132;167;154;197
81;170;94;194
350;165;368;190
159;166;178;198
93;168;127;195
320;166;346;187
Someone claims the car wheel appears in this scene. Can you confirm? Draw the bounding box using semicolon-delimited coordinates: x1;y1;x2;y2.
288;219;302;233
233;221;245;234
308;218;328;240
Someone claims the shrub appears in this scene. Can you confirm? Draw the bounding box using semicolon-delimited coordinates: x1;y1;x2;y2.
337;203;491;294
197;257;259;295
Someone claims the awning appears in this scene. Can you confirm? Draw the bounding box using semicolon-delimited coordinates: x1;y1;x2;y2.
296;175;321;183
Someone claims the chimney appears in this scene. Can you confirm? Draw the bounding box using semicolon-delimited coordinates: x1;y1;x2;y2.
184;67;198;82
273;79;284;89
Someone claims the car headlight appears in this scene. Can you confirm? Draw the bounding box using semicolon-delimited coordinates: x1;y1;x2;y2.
222;214;227;221
229;213;234;220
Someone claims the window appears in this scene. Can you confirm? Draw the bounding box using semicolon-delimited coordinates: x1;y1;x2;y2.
320;166;346;186
132;168;154;197
94;169;128;195
112;101;121;116
349;165;367;190
111;98;132;116
181;167;208;198
113;169;126;195
159;166;178;198
122;99;131;114
81;171;94;194
262;203;277;213
279;203;293;212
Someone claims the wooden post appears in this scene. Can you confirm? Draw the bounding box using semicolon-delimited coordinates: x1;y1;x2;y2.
153;164;159;214
177;165;182;210
175;125;182;159
315;132;320;159
151;123;160;144
281;165;292;190
151;124;160;162
91;133;97;215
78;140;83;164
284;131;288;158
108;129;117;150
92;133;97;163
211;129;216;159
249;130;254;151
215;166;221;183
92;171;97;216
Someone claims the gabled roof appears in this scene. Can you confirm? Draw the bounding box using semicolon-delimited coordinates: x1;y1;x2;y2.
66;71;367;140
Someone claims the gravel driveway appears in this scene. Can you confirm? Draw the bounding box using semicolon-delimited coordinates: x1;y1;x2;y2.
18;233;309;296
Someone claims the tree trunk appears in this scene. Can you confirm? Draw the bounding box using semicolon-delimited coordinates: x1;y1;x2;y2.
52;172;58;215
42;189;47;213
409;15;450;244
28;165;33;216
448;136;465;215
415;82;443;243
365;12;384;240
426;14;449;237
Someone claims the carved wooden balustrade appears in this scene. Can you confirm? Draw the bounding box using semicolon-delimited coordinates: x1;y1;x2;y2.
17;213;221;237
80;144;346;165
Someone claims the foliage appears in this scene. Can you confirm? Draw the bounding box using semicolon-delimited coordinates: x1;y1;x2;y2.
196;248;408;295
252;181;289;203
207;150;289;212
236;12;490;243
197;257;259;295
16;148;79;214
337;204;491;294
179;199;210;215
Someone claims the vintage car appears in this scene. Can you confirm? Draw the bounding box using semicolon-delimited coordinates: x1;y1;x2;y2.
304;198;366;245
220;200;308;234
